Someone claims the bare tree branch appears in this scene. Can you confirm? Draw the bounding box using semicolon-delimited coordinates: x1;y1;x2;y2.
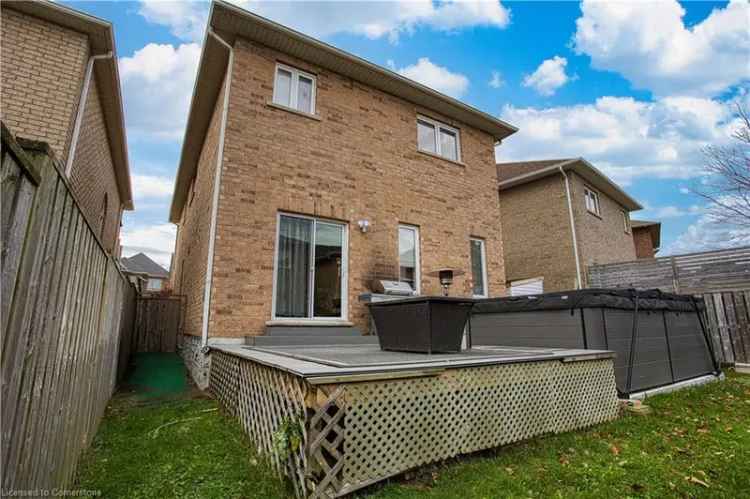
690;102;750;229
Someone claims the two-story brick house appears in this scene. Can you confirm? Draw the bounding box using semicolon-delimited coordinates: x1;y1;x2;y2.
1;0;133;254
169;1;517;383
497;158;643;294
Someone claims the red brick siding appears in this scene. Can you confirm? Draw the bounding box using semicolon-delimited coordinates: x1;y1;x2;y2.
632;227;656;259
199;39;505;338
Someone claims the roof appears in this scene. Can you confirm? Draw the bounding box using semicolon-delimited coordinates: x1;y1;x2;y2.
6;0;133;210
168;0;518;223
120;253;169;278
631;219;662;250
496;157;643;211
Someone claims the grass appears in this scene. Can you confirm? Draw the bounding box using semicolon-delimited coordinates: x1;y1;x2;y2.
77;372;750;499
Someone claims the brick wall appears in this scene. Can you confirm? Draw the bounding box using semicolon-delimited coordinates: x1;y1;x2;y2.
633;227;656;259
1;7;123;254
193;39;505;338
170;75;227;338
1;8;88;162
498;174;579;292
569;172;637;282
69;76;122;253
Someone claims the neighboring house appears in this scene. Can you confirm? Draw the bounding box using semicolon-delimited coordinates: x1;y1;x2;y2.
120;252;170;293
169;1;517;358
631;220;661;259
497;158;642;294
1;0;133;255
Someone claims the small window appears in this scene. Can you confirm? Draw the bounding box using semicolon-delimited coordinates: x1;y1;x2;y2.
146;278;163;291
584;186;601;216
417;116;460;161
470;238;488;297
273;63;316;114
398;225;420;293
622;210;631;234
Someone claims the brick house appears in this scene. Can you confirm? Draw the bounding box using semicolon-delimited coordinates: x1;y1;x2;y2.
120;252;170;294
1;0;133;254
497;158;643;294
631;220;661;259
168;1;517;381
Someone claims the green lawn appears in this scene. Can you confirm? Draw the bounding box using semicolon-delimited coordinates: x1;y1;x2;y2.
77;371;750;498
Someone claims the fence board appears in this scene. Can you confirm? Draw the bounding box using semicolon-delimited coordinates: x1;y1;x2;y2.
132;297;182;353
1;126;136;492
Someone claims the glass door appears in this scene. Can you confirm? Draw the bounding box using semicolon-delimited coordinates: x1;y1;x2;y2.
274;214;347;320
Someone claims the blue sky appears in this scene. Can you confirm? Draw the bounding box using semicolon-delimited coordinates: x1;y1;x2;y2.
61;1;749;267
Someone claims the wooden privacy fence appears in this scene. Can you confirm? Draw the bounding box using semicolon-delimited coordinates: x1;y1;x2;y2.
133;296;183;352
1;124;136;493
588;247;750;365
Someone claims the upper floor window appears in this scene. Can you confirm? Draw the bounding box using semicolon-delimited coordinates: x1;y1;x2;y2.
417;116;460;162
622;210;631;234
584;186;601;216
273;63;316;115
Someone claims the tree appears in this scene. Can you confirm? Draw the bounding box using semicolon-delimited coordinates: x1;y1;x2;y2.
692;103;750;228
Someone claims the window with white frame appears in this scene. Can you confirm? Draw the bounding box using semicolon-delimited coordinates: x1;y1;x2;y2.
622;210;631;233
470;238;488;297
417;116;460;161
273;63;316;115
273;213;347;320
398;225;420;293
584;186;601;216
146;278;163;291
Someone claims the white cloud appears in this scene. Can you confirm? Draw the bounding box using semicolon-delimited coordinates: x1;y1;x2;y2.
663;215;750;255
139;0;510;43
120;223;177;269
488;70;504;88
131;174;174;200
497;95;739;185
679;187;690;194
397;57;469;98
139;0;207;41
639;204;703;219
573;0;750;96
522;56;572;96
119;43;201;141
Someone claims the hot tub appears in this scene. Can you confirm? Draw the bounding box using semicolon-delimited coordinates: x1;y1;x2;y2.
470;288;720;397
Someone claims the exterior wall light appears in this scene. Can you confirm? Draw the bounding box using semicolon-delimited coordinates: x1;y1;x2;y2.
357;220;370;233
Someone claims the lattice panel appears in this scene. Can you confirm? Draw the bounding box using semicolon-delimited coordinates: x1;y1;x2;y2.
340;359;618;492
209;352;618;498
209;352;239;416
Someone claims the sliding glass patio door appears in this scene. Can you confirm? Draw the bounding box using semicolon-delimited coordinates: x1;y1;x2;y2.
273;214;347;319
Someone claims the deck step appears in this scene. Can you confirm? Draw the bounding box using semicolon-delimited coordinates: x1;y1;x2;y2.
248;335;379;347
264;325;363;337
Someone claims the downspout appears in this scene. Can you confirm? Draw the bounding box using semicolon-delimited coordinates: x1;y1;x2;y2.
201;28;234;349
65;51;113;177
559;166;583;289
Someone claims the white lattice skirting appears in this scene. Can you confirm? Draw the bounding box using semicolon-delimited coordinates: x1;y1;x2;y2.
210;352;619;498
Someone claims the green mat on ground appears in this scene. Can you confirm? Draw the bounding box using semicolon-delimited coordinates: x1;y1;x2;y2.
125;353;187;398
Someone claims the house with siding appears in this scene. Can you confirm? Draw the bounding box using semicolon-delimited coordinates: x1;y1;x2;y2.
1;0;132;254
497;158;643;294
120;252;170;293
168;1;518;385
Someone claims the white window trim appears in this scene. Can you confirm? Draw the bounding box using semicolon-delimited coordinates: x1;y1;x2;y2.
398;224;421;295
584;185;601;216
470;238;488;298
271;212;349;321
622;210;631;234
417;115;461;162
273;63;317;115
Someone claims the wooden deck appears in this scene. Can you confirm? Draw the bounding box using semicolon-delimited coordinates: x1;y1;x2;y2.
209;344;619;498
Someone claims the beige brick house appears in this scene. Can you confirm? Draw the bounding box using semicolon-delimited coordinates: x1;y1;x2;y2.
169;1;517;379
1;0;133;254
497;158;643;294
